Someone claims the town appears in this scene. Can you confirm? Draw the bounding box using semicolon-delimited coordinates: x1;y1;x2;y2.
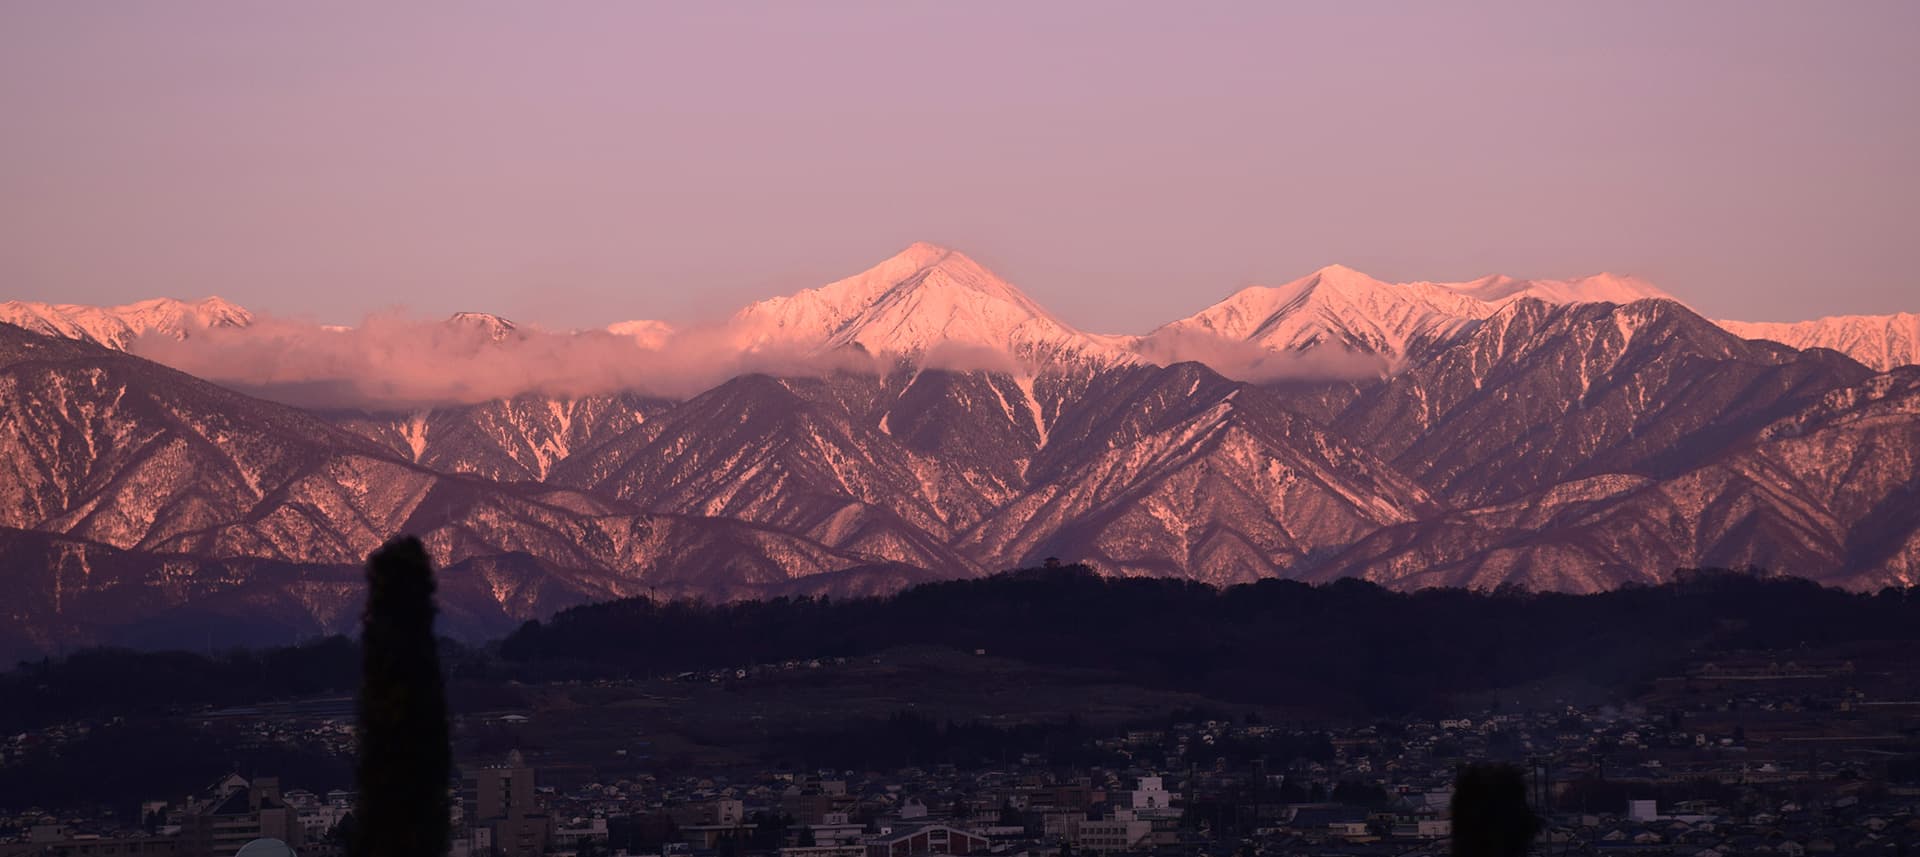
7;649;1919;857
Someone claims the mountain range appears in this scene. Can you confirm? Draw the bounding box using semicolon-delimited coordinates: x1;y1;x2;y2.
3;244;1915;657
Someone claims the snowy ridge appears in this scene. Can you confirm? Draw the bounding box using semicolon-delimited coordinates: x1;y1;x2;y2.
4;277;1920;654
0;296;252;350
1720;312;1920;371
1148;264;1497;367
8;247;1912;377
1442;272;1675;306
1149;265;1686;368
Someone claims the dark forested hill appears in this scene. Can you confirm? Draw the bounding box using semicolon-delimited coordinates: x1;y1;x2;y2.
18;566;1915;734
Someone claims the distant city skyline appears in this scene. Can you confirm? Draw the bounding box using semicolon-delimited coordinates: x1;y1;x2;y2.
2;2;1915;330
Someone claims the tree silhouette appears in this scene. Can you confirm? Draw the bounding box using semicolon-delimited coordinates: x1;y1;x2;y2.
1451;763;1539;857
353;537;452;857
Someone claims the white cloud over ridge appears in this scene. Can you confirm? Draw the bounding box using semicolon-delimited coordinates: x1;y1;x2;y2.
131;313;885;408
130;313;1387;410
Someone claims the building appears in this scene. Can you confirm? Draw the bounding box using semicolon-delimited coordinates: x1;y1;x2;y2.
864;824;990;857
176;777;303;857
805;814;868;847
1071;816;1151;854
460;752;551;857
668;798;746;828
551;817;608;852
0;831;181;857
780;847;866;857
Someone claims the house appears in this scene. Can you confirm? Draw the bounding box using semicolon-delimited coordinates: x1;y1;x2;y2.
1126;776;1174;812
1286;806;1370;839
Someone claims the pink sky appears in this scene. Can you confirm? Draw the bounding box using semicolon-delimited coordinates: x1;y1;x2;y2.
2;2;1915;331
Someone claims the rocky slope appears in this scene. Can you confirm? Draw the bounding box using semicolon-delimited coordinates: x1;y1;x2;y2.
2;244;1917;655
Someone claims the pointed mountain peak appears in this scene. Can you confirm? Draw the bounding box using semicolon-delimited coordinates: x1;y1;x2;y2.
848;243;1024;305
726;244;1129;366
187;296;253;326
1288;263;1391;295
1151;264;1499;366
193;295;242;311
1309;262;1374;280
892;240;958;266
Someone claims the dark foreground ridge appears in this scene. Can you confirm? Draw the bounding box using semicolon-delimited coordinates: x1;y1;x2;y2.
9;565;1920;736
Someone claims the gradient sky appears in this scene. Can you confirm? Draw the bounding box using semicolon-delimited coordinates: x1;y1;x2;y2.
2;2;1915;332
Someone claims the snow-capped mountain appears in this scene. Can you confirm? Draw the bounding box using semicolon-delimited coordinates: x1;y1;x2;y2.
2;242;1918;656
1145;264;1498;368
727;242;1135;366
1720;312;1920;372
1145;265;1684;369
446;311;521;341
1441;272;1676;306
1309;366;1920;593
1332;297;1868;506
0;324;948;654
0;296;251;349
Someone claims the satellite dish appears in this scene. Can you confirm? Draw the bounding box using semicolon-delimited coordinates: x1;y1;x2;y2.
235;839;297;857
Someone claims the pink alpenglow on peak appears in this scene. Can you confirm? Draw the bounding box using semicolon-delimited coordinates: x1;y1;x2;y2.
1719;312;1920;372
445;312;521;342
0;296;253;350
725;242;1136;368
1145;264;1692;374
1443;272;1678;307
8;248;1918;410
1147;265;1496;370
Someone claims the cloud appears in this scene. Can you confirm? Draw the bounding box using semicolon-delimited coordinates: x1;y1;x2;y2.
128;313;1386;410
916;341;1027;375
130;313;887;409
1132;329;1388;382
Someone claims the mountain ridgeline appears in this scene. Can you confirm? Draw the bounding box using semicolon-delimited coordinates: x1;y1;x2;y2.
2;244;1919;656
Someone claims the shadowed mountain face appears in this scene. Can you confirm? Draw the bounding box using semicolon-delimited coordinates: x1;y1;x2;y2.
3;246;1918;654
1336;299;1873;506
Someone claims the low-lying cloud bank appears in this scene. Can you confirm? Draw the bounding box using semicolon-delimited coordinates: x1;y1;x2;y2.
132;314;887;408
131;314;1387;410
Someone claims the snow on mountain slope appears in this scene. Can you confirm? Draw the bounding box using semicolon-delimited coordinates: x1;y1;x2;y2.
446;311;521;341
1441;272;1676;306
0;324;959;653
1147;264;1495;368
329;392;676;483
1335;297;1869;506
549;373;988;573
1720;312;1920;371
5;249;1919;621
958;362;1431;582
1148;266;1687;370
0;296;252;350
728;242;1135;366
1308;367;1920;593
